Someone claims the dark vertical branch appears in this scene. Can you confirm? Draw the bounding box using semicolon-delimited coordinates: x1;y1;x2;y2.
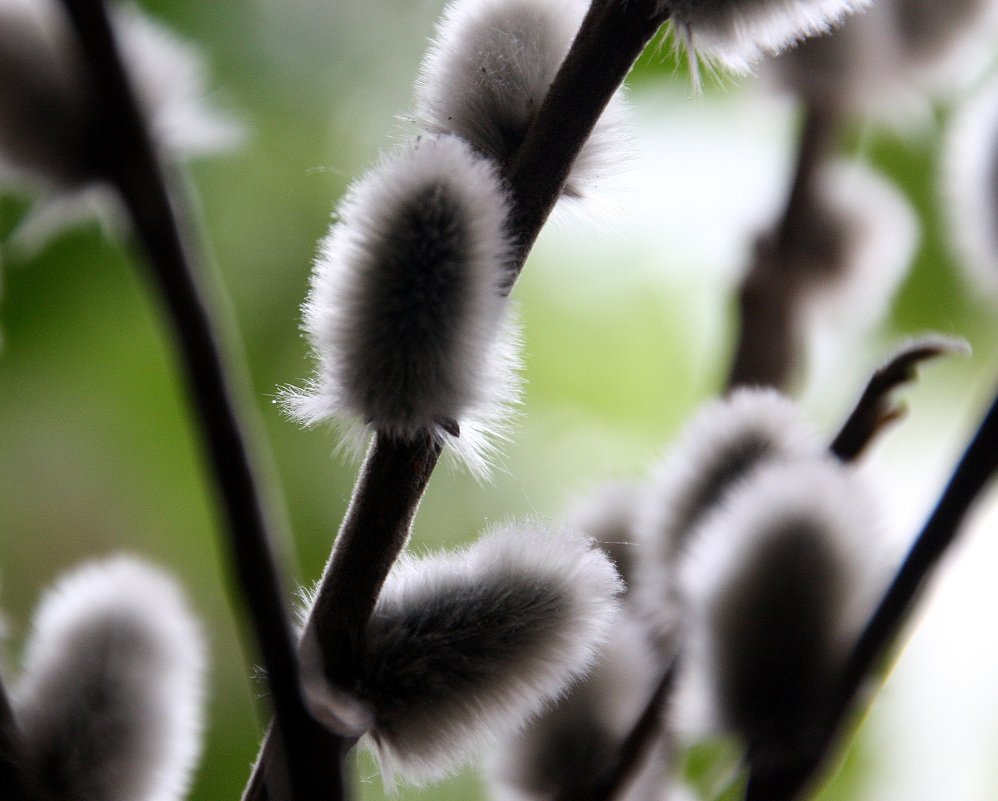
0;682;34;801
303;432;442;669
53;2;326;799
727;104;839;390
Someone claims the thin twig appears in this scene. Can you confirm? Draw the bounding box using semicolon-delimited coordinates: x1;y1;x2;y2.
53;2;326;799
565;651;681;801
727;104;839;390
831;336;969;461
746;386;998;801
0;680;35;801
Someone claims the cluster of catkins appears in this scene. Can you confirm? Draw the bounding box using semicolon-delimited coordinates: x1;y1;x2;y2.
277;0;916;796
0;0;996;799
759;0;998;326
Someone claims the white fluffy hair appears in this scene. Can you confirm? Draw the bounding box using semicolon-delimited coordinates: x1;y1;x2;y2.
663;0;872;75
633;388;823;642
680;458;885;757
800;158;918;333
486;607;669;801
640;388;822;568
414;0;631;204
349;521;622;785
561;480;645;593
13;555;206;801
113;4;242;158
286;134;521;475
943;76;998;299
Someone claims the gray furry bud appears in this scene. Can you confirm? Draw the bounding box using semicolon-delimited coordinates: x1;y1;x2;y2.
487;608;668;801
681;458;883;771
415;0;630;204
13;556;206;801
641;388;822;568
285;134;521;474
331;522;622;784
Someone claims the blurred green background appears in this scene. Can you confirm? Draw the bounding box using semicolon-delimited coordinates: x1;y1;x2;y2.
1;2;997;800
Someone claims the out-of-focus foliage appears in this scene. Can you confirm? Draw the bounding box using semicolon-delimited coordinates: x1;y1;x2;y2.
0;2;995;801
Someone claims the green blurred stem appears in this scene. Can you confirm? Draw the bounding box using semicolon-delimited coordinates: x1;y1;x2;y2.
55;2;327;799
745;387;998;801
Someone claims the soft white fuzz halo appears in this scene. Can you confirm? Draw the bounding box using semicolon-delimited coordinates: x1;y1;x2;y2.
639;387;823;569
327;522;622;785
662;0;872;75
680;458;884;759
13;555;206;801
943;76;998;299
414;0;631;206
285;133;521;476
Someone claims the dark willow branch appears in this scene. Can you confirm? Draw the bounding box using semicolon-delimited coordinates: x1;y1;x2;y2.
726;103;839;390
241;1;672;796
54;2;326;799
831;337;967;461
0;680;35;801
564;651;681;801
746;386;998;801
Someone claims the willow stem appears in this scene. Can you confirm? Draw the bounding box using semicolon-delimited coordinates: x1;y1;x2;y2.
54;2;323;799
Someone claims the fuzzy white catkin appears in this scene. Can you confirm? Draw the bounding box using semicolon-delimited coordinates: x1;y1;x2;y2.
338;522;622;785
680;458;885;759
13;555;206;801
634;388;824;644
661;0;872;75
640;388;823;569
943;76;998;299
0;0;236;187
799;158;918;332
286;134;521;475
414;0;630;205
0;0;91;190
0;0;238;249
